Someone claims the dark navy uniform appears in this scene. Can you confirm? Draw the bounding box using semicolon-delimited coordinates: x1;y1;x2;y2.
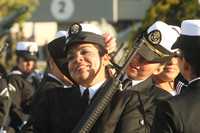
20;73;70;133
9;66;42;91
31;73;70;110
0;77;16;133
31;79;141;133
151;79;200;133
6;74;34;132
124;77;172;133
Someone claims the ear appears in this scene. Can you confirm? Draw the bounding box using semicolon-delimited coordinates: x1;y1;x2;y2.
152;64;165;75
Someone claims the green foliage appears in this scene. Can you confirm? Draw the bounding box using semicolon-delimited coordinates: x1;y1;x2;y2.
0;0;39;69
141;0;200;31
0;0;39;22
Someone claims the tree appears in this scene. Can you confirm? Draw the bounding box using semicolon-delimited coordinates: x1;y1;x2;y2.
0;0;39;69
0;0;39;21
141;0;200;32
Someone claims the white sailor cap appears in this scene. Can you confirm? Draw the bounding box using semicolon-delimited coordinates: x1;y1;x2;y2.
16;41;38;60
180;20;200;36
136;21;180;62
54;30;69;39
147;21;180;53
172;19;200;50
170;25;181;35
80;23;103;35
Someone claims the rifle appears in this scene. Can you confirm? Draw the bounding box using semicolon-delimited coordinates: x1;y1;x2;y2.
0;6;28;38
72;38;144;133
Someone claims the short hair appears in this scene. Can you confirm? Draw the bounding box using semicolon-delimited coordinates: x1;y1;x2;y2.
183;48;200;76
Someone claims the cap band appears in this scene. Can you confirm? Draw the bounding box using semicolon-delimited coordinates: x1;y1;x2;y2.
16;51;37;60
67;32;105;46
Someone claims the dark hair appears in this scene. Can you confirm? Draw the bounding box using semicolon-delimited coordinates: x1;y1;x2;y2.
94;43;106;56
183;48;200;76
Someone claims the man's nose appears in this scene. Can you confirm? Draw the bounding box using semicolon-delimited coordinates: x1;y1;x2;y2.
75;53;84;63
166;57;177;66
132;54;142;64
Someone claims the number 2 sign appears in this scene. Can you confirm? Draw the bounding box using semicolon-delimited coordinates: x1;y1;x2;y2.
50;0;75;21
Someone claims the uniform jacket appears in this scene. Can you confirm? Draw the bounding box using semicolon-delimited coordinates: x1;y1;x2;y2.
31;73;70;112
10;66;42;90
31;79;141;133
0;78;12;126
6;70;34;133
151;79;200;133
127;77;172;133
20;73;70;133
174;73;188;94
35;73;67;92
0;78;17;133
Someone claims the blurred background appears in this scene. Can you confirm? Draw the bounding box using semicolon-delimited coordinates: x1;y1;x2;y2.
0;0;200;72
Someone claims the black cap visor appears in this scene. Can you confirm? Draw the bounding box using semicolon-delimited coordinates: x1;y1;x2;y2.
137;39;172;63
65;32;106;54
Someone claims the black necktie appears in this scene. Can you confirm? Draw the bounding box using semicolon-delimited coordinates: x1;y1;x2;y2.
77;88;90;119
81;88;89;106
122;78;132;90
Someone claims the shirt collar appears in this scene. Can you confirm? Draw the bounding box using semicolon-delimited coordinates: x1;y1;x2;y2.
47;73;71;88
132;80;144;87
79;80;106;99
123;74;144;87
189;77;200;84
168;90;177;96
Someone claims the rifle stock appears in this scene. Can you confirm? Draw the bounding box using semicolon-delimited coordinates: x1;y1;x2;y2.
72;39;144;133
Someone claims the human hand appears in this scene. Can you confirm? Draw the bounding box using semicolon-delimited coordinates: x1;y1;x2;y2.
103;33;117;54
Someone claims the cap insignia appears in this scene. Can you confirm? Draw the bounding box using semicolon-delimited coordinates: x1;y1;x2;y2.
147;30;161;45
28;45;37;55
68;23;82;36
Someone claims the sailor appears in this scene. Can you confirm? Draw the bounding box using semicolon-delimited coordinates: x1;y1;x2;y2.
151;19;200;133
7;41;40;132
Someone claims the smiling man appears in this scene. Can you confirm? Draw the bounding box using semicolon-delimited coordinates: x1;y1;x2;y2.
123;21;180;132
